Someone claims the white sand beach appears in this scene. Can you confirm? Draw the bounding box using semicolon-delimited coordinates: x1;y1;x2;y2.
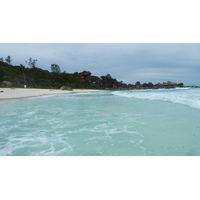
0;88;100;105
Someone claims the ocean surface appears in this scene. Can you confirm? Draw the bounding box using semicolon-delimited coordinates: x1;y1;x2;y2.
0;88;200;156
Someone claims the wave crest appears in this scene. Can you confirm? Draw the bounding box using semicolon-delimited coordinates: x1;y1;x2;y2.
113;89;200;109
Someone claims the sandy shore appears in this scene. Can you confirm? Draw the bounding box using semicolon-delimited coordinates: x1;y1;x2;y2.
0;88;100;105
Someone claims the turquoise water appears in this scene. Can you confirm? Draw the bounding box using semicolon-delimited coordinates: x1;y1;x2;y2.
0;88;200;156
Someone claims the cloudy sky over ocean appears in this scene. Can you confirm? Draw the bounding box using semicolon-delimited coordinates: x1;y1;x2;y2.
0;43;200;86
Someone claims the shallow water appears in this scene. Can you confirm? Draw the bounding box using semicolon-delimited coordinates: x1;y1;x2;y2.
0;88;200;156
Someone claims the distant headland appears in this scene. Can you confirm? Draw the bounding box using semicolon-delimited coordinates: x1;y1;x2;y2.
0;60;199;90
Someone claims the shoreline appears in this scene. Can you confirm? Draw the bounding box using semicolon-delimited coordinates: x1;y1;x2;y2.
0;88;101;105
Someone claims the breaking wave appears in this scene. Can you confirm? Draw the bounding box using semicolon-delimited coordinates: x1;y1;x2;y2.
113;88;200;109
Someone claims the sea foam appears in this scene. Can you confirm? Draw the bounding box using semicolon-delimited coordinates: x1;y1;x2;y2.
113;88;200;109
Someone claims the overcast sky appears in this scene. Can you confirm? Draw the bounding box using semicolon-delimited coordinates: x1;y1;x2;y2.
0;43;200;86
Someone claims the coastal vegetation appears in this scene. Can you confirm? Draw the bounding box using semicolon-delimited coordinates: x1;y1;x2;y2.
0;58;188;90
0;60;113;89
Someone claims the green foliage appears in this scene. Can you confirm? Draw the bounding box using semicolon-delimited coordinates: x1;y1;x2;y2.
5;56;12;65
0;60;115;89
51;64;61;74
0;66;4;81
101;74;113;88
25;57;37;67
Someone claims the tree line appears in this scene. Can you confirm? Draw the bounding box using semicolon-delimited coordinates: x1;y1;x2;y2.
0;56;12;65
1;56;63;74
0;56;114;89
